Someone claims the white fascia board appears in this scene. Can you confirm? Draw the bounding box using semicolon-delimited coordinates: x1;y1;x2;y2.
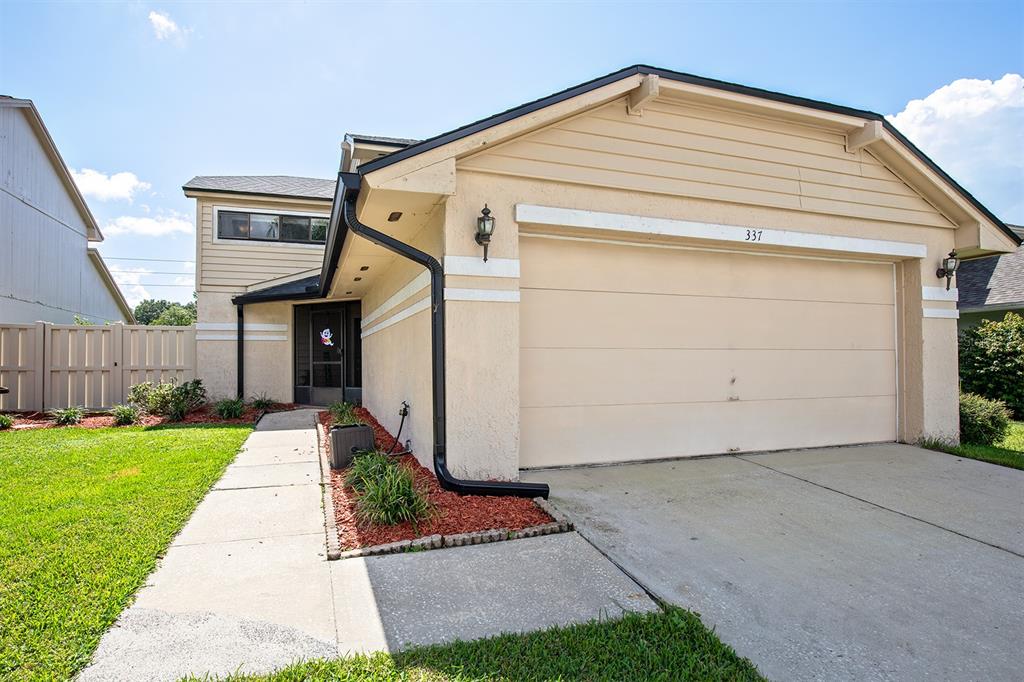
444;288;520;302
361;297;431;338
515;204;928;259
362;271;431;327
444;256;520;278
196;322;288;331
922;308;959;319
921;286;958;302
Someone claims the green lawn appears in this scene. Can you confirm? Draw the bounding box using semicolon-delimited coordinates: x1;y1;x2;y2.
189;605;763;682
0;424;252;681
924;421;1024;470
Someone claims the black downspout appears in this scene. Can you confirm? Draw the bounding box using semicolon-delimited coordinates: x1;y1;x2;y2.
236;303;245;400
342;196;549;499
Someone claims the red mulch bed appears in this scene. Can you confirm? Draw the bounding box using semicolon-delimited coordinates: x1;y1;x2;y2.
324;407;552;550
3;403;297;430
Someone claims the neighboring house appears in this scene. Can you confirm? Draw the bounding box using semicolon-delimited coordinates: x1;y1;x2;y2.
957;224;1024;328
183;65;1019;493
0;97;134;324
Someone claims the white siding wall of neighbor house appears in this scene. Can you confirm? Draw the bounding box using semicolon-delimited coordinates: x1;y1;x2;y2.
0;105;128;324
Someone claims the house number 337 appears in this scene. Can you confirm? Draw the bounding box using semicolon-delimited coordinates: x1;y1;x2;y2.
745;229;764;242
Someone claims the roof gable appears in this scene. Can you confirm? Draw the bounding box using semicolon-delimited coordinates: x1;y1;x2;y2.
356;65;1018;251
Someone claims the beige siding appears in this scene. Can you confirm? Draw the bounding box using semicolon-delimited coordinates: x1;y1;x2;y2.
459;99;955;230
519;236;897;467
196;196;330;293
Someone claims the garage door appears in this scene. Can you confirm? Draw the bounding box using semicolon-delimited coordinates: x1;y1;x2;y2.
519;236;897;468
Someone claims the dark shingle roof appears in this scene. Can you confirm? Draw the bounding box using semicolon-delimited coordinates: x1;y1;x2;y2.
183;176;336;200
232;275;321;305
958;225;1024;310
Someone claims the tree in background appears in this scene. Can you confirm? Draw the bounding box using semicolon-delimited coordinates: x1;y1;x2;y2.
959;312;1024;418
134;298;197;326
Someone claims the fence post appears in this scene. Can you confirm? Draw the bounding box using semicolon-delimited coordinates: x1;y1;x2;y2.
37;321;48;412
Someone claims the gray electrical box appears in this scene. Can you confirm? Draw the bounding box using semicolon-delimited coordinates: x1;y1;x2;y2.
329;424;375;469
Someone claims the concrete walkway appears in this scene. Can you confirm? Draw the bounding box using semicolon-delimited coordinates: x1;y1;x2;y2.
80;410;656;681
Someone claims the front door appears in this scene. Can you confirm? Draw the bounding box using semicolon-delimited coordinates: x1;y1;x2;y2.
294;302;361;405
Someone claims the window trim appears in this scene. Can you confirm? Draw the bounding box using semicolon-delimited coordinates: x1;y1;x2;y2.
212;205;330;250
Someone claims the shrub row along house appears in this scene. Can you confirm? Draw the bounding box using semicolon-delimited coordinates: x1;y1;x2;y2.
184;66;1019;493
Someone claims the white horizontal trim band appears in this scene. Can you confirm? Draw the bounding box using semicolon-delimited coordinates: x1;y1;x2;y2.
196;334;288;341
516;204;928;259
362;270;430;327
921;286;958;302
444;255;520;278
444;288;520;302
361;297;431;339
196;322;288;331
922;308;959;319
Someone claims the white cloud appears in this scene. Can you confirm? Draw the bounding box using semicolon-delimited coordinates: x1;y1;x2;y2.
148;10;191;45
109;267;152;308
149;10;181;41
71;168;151;202
887;74;1024;223
103;212;194;237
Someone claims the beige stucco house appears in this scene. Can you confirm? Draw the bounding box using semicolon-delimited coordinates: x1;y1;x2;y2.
1;97;134;324
184;66;1019;498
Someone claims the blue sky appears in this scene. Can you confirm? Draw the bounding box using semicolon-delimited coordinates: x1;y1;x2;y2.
2;1;1022;306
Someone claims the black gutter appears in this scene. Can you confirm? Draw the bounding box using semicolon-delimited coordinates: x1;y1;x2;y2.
335;176;549;499
236;303;244;400
357;64;1019;247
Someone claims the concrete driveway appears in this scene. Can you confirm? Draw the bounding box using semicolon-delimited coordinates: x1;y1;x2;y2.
523;444;1024;681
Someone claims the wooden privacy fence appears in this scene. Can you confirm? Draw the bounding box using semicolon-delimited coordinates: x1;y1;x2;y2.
0;322;196;412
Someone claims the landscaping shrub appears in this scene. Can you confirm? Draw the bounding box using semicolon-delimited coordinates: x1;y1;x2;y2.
959;312;1024;418
0;414;13;430
109;404;138;426
214;398;245;420
329;401;360;425
50;406;83;426
345;450;393;492
354;462;431;527
127;379;207;421
959;392;1011;445
249;392;275;411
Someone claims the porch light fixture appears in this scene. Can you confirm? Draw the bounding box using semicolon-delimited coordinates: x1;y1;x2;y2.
475;205;495;262
936;250;960;290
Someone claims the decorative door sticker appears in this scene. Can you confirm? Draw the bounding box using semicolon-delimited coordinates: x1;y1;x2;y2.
320;328;334;346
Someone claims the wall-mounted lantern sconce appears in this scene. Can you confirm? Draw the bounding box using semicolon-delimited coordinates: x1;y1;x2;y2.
475;205;495;262
936;250;959;290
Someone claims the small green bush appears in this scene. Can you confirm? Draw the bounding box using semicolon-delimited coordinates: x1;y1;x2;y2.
345;450;393;492
959;312;1024;418
109;404;138;426
959;392;1011;445
127;378;206;421
50;406;83;426
249;392;275;411
214;398;245;420
329;401;359;425
354;463;431;527
0;414;13;430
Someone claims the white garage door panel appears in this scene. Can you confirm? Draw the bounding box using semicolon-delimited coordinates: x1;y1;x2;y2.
520;396;897;467
519;237;897;468
521;289;895;351
521;348;897;408
521;238;894;305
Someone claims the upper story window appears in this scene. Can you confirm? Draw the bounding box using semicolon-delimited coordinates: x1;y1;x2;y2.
217;210;328;244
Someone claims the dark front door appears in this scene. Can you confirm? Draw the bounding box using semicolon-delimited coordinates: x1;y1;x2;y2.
294;302;362;405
